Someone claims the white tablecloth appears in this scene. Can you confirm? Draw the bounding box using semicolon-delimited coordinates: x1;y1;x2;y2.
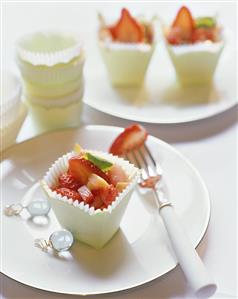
1;1;237;298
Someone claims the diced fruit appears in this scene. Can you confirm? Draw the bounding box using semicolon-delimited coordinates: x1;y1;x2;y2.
116;182;128;192
191;27;216;43
109;124;148;155
109;8;144;43
78;185;94;204
86;152;113;171
172;6;195;42
195;17;216;29
73;143;82;154
102;185;118;206
107;164;128;186
54;187;82;201
87;173;109;191
92;195;105;210
166;27;184;45
58;173;82;191
68;156;110;185
92;185;118;206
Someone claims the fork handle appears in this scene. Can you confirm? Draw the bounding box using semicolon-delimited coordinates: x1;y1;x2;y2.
159;204;217;298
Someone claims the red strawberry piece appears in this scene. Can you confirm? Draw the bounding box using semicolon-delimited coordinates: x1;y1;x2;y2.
191;28;215;43
107;164;128;186
68;156;110;185
92;193;105;210
109;8;144;43
102;185;118;206
54;187;82;201
172;6;195;42
166;27;184;45
58;173;82;191
78;185;94;205
109;124;148;155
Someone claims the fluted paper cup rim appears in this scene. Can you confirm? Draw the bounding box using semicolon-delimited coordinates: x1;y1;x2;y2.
41;150;140;216
16;30;83;67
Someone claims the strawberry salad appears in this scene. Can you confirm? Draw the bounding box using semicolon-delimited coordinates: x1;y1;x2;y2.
98;8;155;86
166;6;221;45
51;124;147;210
164;6;224;85
41;124;146;248
99;8;154;44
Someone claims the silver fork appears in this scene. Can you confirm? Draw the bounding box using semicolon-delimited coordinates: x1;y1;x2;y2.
125;144;217;298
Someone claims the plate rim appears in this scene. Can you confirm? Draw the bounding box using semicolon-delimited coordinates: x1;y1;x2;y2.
83;98;238;124
1;125;211;296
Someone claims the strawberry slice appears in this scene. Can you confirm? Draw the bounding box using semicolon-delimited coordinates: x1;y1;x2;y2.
102;185;118;206
78;185;94;205
107;164;128;186
172;6;195;42
58;173;82;191
109;8;144;43
54;187;82;201
92;185;118;207
109;124;148;156
68;156;110;185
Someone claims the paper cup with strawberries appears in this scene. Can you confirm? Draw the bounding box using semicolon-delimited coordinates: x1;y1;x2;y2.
41;143;140;249
98;8;155;87
164;6;224;85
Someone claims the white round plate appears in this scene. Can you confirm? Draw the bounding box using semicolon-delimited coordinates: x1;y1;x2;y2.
1;125;210;295
84;33;237;124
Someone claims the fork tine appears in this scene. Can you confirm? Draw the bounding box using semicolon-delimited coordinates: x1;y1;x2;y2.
143;144;163;175
126;151;148;180
137;148;155;177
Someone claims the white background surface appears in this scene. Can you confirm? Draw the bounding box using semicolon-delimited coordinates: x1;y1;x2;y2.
1;1;237;299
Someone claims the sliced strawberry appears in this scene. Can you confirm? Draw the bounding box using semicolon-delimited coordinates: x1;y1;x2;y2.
68;156;110;185
191;27;216;43
107;164;128;186
54;187;82;201
58;173;82;191
172;6;195;42
109;124;148;156
91;184;118;208
166;27;184;45
78;185;94;204
92;194;105;210
109;8;144;43
102;185;118;206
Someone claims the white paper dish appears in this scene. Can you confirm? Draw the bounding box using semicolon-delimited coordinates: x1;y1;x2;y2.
26;96;83;132
26;85;84;107
165;41;224;86
42;150;139;249
17;54;84;86
99;42;155;87
16;30;83;67
23;75;83;98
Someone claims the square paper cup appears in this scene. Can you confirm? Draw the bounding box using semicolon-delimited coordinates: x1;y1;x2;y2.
99;42;155;87
166;41;224;85
41;150;140;249
24;85;84;133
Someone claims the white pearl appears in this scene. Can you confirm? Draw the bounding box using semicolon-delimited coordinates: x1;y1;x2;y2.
49;230;74;252
27;200;51;216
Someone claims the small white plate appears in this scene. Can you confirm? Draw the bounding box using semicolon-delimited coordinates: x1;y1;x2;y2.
84;35;237;124
1;126;210;295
